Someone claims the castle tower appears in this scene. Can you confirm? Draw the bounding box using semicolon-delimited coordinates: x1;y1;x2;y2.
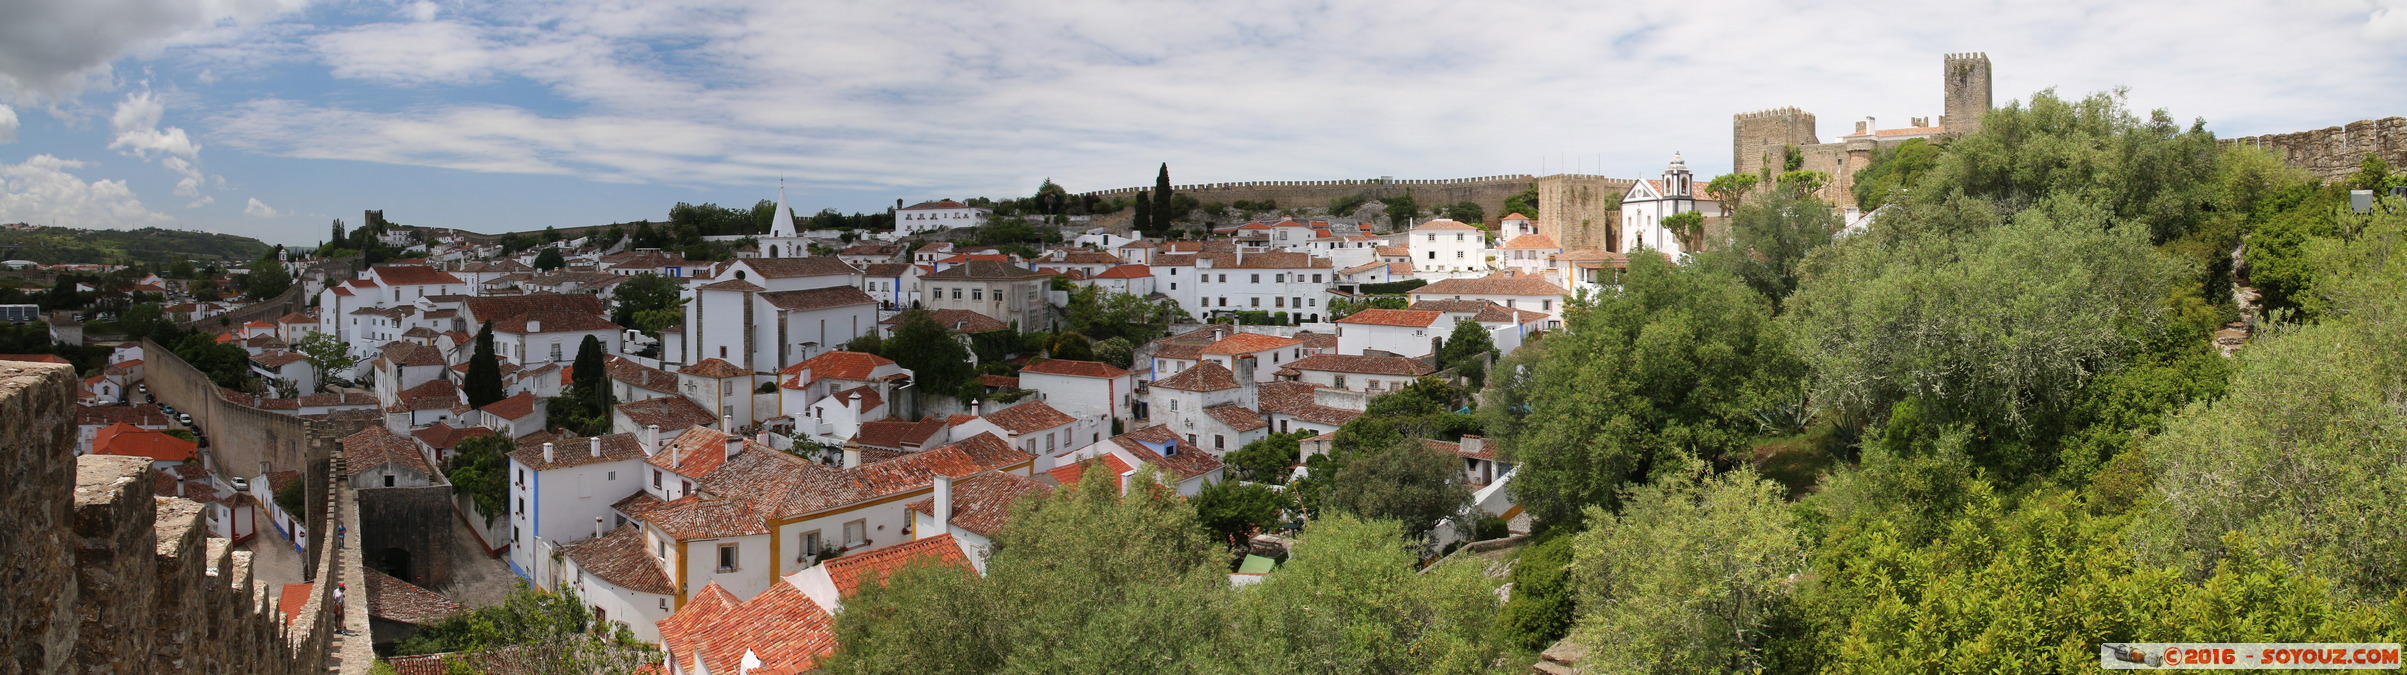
1732;107;1819;179
1941;52;1992;136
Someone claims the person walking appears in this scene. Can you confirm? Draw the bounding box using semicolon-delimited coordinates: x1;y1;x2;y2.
336;524;346;549
332;583;348;635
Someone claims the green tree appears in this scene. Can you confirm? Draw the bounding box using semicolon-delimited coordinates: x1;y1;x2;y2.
243;250;292;301
292;331;357;393
1919;88;2224;245
1062;285;1182;344
394;584;655;673
445;433;513;525
464;321;507;409
1382;191;1422;229
1153;163;1174;225
1324;440;1472;540
1231;515;1508;674
1133;189;1154;234
609;273;684;334
1500;254;1799;524
883;311;975;403
1443;200;1485;224
1847;137;1941;211
1494;531;1577;650
1045;331;1094;361
1330;194;1370;217
170;333;256;388
1695;185;1841;310
1435;319;1493;387
819;468;1227;674
1659;210;1704;251
1093;336;1134;369
1223;430;1309;484
1785;196;2179;476
1502;185;1540;220
1192;479;1285;545
1774;170;1830;195
533;247;565;271
1703;173;1761;213
1568;462;1803;674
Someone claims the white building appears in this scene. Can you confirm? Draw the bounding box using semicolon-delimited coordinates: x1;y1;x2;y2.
1333;309;1444;357
1619;153;1720;257
1190;251;1334;323
507;432;658;597
1016;359;1136;423
894;199;992;236
1405;219;1489;274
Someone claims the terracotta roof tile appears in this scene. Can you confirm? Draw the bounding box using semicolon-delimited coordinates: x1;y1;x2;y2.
981;400;1074;434
1203;403;1269;432
511;432;648;471
617;397;718;436
606;356;680;393
492;310;620;334
1151;361;1240;392
1201;332;1300;355
820;533;973;597
342;426;432;477
464;294;607;325
77;403;168;427
678;358;749;379
410;423;497;450
1045;454;1134;487
759;286;877;312
1408;219;1479;231
848;418;949;451
1411;275;1569;297
364;568;464;625
778;350;896;385
740;257;859;279
1500;233;1561;249
1284;353;1434;377
1334;308;1441;327
1257;381;1364;426
659;582;837;675
1018;359;1131;379
90;423;197;463
923;260;1049;280
479;391;542;420
558;524;675;595
387;378;462;412
372;265;466;286
1110;426;1222;480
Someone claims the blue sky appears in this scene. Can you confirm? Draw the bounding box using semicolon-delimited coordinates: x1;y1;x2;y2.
2;0;2404;247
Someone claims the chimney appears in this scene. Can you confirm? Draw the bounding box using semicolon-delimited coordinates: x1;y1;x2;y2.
672;438;682;467
933;474;954;526
1212;327;1225;342
1854;120;1868;135
1236;355;1257;384
970;401;980;418
589;437;602;458
721;414;732;430
594;517;605;540
725;433;742;463
528;318;541;333
644;424;661;456
842;446;861;469
542;442;555;465
1460;434;1482;457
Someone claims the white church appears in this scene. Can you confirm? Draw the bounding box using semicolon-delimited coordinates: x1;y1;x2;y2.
1619;152;1720;258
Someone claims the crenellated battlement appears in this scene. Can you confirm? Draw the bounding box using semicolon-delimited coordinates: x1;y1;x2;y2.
0;360;350;675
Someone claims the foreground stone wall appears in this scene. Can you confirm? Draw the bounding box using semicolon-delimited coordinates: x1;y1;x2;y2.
2;359;346;675
2224;117;2407;184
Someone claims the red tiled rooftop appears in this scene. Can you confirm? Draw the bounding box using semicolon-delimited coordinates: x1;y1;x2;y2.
1334;308;1441;327
1018;359;1131;379
92;423;198;462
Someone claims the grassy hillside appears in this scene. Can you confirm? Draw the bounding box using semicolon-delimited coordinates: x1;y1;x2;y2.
0;225;273;266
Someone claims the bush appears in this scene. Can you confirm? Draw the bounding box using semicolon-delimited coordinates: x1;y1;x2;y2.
1494;531;1577;651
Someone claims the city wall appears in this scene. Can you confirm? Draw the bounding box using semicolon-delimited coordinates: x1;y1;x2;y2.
2223;117;2407;184
1082;175;1547;226
141;338;345;477
0;361;355;675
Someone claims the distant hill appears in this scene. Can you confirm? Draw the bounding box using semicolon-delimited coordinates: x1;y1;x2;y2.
0;225;273;267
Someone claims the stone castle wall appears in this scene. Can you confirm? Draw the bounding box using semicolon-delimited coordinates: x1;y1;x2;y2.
141;338;318;476
2223;117;2407;184
1534;175;1637;252
0;361;351;675
1732;107;1820;180
1082;175;1545;226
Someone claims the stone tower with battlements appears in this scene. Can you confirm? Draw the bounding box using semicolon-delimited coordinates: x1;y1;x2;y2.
1732;107;1820;179
1941;52;1993;136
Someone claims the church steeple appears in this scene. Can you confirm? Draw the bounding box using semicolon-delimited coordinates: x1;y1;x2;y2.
769;179;798;237
1663;152;1692;199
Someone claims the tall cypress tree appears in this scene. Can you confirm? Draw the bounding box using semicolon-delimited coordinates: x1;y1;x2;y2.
1133;190;1154;235
465;320;507;409
570;334;610;416
1153;163;1174;226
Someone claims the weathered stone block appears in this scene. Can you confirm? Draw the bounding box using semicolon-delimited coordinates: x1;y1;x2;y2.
0;361;78;675
72;455;159;674
151;497;207;673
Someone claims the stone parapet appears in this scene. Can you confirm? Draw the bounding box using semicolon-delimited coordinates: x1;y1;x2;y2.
0;361;79;675
72;456;159;675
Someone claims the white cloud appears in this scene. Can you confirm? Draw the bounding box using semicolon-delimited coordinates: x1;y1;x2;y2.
109;89;201;159
242;196;280;217
0;0;312;98
188;0;2407;206
185;195;213;208
0;104;17;143
0;154;172;228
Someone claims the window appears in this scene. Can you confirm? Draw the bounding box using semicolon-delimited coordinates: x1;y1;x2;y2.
682;480;692;496
972;288;983;300
722;381;733;396
1426;234;1436;242
1333;374;1347;388
1274;297;1285;308
1456;233;1465;242
1214;435;1225;449
1045;433;1056;452
1171;268;1178;276
843;520;867;547
1275;274;1286;283
517;468;525;484
1169;399;1179;412
952;288;962;299
1250;274;1260;283
1456;251;1465;259
607;471;617;481
516;497;525;514
1187;433;1197;444
1427;251;1436;260
1250;297;1260;308
801;531;822;559
652;469;661;487
1543;299;1554;311
1170;282;1177;290
1313;274;1323;283
549;341;562;362
384;475;396;487
1218;274;1227;283
717;543;739;572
